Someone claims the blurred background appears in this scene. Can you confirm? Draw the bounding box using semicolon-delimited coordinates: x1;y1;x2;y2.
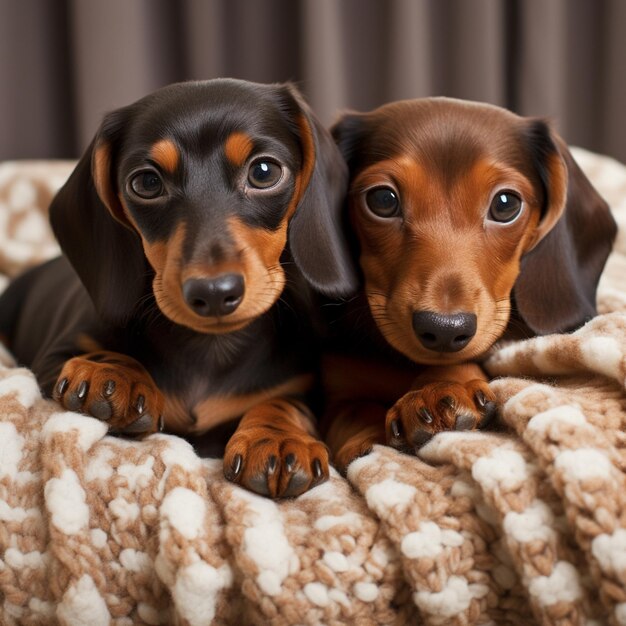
1;0;625;162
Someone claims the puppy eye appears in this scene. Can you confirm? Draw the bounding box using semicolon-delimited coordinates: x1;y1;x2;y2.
489;191;523;223
129;170;164;199
248;159;282;189
365;187;400;218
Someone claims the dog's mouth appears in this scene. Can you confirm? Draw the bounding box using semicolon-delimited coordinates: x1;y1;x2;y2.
151;267;285;335
367;291;509;364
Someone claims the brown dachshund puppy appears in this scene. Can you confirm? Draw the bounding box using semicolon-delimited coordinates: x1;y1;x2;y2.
0;79;357;497
323;97;617;469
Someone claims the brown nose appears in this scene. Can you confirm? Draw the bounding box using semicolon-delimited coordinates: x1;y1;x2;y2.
182;274;244;317
412;311;476;352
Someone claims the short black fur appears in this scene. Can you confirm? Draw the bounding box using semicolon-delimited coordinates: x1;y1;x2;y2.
0;79;358;444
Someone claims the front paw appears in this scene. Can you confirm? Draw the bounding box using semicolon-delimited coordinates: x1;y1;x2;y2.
386;380;497;452
53;356;164;435
333;438;374;475
223;426;329;498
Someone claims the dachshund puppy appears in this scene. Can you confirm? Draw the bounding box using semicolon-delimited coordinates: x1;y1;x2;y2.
0;79;357;497
323;97;617;468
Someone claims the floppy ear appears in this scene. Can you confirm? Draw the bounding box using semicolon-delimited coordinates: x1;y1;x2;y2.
282;86;358;298
49;108;149;324
330;111;369;171
513;120;617;334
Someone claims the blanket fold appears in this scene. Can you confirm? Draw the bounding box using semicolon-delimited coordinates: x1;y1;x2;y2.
1;149;626;625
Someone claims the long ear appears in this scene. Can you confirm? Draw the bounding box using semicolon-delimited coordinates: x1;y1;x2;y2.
330;111;369;171
513;120;617;334
49;109;149;324
282;86;358;298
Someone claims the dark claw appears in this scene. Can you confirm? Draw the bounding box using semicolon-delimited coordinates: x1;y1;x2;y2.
134;394;145;415
419;407;434;424
475;390;487;408
267;455;278;475
158;414;164;432
390;419;401;439
283;470;309;497
412;428;434;447
313;458;323;479
65;392;83;412
89;400;112;421
285;453;296;473
121;413;153;434
455;414;476;431
231;454;242;478
56;378;69;396
103;380;116;397
248;473;270;496
478;401;498;428
77;381;89;400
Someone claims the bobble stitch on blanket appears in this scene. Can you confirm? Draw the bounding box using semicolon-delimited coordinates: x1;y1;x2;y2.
347;448;510;626
492;375;626;620
210;473;414;625
0;391;57;621
0;164;66;278
425;431;596;625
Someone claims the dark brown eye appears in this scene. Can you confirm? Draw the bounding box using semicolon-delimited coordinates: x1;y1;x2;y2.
489;191;522;223
130;171;164;199
248;160;282;189
366;187;400;218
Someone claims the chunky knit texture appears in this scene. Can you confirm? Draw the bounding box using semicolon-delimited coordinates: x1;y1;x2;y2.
0;149;625;625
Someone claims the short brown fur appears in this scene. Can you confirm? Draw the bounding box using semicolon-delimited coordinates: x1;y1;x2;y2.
326;97;616;469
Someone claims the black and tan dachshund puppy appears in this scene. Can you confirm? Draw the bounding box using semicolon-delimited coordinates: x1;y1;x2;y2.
0;79;357;498
322;97;617;469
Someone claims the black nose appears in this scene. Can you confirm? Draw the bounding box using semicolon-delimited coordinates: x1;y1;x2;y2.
412;311;477;352
182;274;244;317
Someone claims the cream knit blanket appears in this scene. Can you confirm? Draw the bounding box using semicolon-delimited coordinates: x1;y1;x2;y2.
0;149;625;625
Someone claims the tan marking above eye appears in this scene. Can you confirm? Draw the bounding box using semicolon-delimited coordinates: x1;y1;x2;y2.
224;132;254;168
150;139;180;174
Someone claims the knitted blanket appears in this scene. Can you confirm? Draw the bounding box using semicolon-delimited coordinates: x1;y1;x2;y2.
0;150;625;626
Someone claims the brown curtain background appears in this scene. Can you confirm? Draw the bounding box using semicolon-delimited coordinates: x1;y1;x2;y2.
1;0;625;163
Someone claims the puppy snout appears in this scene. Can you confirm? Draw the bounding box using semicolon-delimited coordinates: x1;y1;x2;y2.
183;274;244;317
412;311;477;353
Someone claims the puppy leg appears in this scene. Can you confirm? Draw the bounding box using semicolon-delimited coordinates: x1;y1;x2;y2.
323;401;387;474
54;351;164;435
319;354;415;472
223;398;329;498
386;363;497;452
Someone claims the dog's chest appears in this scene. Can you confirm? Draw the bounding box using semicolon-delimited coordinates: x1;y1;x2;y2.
143;325;313;435
161;371;313;434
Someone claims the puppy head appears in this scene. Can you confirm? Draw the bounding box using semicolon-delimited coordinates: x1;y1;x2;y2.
333;97;616;364
50;79;356;332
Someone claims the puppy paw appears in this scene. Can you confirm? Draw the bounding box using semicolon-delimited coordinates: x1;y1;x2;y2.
386;379;497;452
332;427;383;475
54;355;164;435
223;426;329;498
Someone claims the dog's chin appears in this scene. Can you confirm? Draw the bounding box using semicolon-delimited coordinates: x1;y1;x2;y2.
154;295;273;335
402;343;490;365
374;300;507;365
377;322;495;365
